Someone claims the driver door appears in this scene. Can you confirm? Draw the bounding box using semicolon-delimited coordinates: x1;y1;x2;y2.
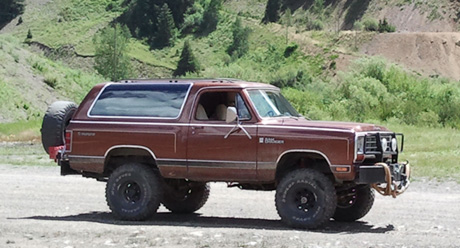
186;90;258;181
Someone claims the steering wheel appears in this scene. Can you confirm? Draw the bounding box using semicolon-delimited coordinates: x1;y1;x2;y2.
266;110;274;117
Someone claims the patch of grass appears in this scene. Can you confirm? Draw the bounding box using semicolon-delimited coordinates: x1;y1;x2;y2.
26;53;106;102
9;0;122;55
384;122;460;182
0;142;55;166
0;119;41;142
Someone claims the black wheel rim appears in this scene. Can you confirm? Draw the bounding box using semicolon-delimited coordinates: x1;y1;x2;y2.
293;187;317;212
121;181;141;203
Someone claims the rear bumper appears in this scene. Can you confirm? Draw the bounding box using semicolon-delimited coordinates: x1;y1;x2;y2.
356;161;411;197
49;146;79;176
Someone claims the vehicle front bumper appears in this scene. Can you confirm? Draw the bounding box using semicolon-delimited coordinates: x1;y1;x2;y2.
356;161;411;198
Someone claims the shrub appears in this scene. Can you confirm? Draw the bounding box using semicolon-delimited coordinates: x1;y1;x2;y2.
306;17;324;31
284;43;298;57
44;75;58;88
378;18;396;33
361;18;378;31
352;57;386;82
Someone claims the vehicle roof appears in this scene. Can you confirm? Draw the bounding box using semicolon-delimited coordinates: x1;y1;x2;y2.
113;78;278;90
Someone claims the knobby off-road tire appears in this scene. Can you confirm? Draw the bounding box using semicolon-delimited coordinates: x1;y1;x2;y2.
41;101;77;154
106;163;163;221
275;169;337;229
162;179;210;213
333;185;375;222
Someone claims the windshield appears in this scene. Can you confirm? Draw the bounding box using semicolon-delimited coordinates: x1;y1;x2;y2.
247;89;300;118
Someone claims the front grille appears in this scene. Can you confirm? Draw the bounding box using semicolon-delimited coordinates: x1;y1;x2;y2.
365;135;378;152
365;134;393;153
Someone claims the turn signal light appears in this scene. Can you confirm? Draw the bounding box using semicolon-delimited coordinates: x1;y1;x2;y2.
335;167;350;172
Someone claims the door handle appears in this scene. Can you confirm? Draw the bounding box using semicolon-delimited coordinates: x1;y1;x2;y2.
191;126;204;130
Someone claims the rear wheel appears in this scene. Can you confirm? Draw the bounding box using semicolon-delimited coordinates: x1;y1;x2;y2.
333;185;375;222
106;163;162;220
275;169;336;229
162;179;210;213
41;101;77;154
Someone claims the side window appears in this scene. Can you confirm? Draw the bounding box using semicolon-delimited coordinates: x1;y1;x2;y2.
195;91;251;121
90;83;191;118
236;94;251;120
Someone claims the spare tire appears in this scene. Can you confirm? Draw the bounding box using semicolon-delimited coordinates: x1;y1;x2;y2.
41;101;77;154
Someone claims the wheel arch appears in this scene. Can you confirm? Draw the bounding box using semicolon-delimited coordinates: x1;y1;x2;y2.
103;145;158;175
275;149;334;182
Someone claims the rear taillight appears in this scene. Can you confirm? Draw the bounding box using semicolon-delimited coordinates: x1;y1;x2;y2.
65;131;72;152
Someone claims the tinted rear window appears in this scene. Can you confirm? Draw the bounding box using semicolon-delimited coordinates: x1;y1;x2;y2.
89;83;191;118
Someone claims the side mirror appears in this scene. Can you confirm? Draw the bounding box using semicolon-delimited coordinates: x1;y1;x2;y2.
226;107;238;123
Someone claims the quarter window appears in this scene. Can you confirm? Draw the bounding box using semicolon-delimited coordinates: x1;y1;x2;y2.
90;83;191;118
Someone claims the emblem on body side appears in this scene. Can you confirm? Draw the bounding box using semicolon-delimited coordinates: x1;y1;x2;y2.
259;137;285;144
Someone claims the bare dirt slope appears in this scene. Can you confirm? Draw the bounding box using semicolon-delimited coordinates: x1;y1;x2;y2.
361;32;460;80
1;164;459;248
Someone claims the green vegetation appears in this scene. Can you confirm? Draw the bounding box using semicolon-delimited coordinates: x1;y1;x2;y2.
155;3;178;48
200;0;223;34
226;17;251;58
0;35;105;121
0;120;41;142
385;122;460;182
174;40;200;77
93;23;133;81
282;56;460;128
262;0;281;24
0;142;55;166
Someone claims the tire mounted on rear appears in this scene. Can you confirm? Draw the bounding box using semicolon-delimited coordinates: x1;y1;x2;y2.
41;101;77;154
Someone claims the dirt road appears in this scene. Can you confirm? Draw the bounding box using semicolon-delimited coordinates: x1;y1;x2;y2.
0;164;459;248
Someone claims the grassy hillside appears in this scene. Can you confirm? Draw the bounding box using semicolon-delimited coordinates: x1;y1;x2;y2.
0;0;459;124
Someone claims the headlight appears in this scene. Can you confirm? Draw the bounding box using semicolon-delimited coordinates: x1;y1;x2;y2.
391;138;398;151
356;136;365;154
381;138;388;151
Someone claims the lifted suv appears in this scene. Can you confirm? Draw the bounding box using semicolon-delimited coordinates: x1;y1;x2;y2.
41;79;410;229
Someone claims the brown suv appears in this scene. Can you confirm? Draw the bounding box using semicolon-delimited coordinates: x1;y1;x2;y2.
41;79;410;229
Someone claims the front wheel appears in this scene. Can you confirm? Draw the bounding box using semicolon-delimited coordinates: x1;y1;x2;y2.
333;185;375;222
275;169;337;229
106;163;163;221
162;179;210;213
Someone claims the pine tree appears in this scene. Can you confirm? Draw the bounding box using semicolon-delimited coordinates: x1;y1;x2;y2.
93;24;133;81
311;0;325;15
174;40;200;77
226;18;250;58
120;0;193;49
24;28;32;43
262;0;281;24
200;0;222;33
154;3;177;48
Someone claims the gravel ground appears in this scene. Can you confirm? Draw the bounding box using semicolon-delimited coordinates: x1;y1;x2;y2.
0;164;459;248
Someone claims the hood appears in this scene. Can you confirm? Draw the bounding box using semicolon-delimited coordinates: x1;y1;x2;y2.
260;118;390;133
